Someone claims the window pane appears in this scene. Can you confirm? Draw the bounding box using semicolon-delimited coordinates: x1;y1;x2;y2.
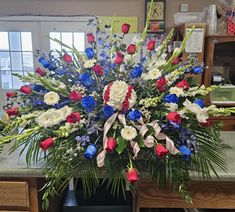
0;32;9;50
9;32;21;51
11;52;23;70
21;32;32;51
0;52;10;70
61;32;73;50
1;71;13;89
12;71;23;89
50;32;61;51
22;52;34;71
74;32;85;52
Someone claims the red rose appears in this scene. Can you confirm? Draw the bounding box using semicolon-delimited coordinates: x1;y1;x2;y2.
156;77;167;92
155;144;169;158
167;112;181;124
105;137;117;152
147;40;155;51
176;79;190;90
69;91;82;101
40;137;54;151
92;64;103;76
66;112;81;124
20;85;32;94
114;52;124;65
127;44;136;55
172;57;180;65
122;23;131;34
5;107;19;116
63;54;73;63
6;91;17;98
35;67;46;76
126;168;139;183
86;32;95;43
200;119;212;128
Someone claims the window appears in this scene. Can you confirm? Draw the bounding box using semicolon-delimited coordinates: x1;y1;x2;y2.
0;16;95;110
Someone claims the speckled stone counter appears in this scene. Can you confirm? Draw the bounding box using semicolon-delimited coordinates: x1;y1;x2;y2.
0;131;234;179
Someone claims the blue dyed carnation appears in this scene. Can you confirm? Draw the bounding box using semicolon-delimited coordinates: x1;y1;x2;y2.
102;105;114;118
85;48;95;59
179;145;191;161
164;94;179;104
194;99;205;108
81;96;97;113
128;110;142;121
79;72;94;87
131;66;143;78
31;84;47;93
193;66;204;74
84;144;97;160
38;57;50;68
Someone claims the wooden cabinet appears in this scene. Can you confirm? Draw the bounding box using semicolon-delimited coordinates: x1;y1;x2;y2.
204;35;235;130
0;179;38;212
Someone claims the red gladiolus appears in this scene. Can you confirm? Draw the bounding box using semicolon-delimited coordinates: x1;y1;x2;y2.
167;112;182;124
126;168;139;183
172;57;180;65
200;119;212;128
122;23;131;34
114;52;124;65
66;112;81;124
20;85;32;94
63;54;73;63
176;79;190;90
155;144;169;158
86;32;95;43
127;44;136;55
6;91;17;98
5;107;19;116
147;40;155;51
156;77;167;92
35;67;46;76
69;91;82;101
92;64;104;76
40;137;54;151
105;137;117;152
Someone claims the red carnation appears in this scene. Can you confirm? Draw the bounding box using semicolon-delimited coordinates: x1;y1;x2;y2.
156;76;167;92
66;112;81;124
5;107;19;116
147;40;155;51
105;137;117;152
114;52;124;65
6;91;17;98
20;85;32;94
69;91;82;101
200;119;212;128
155;144;169;158
40;137;54;151
172;57;180;65
167;112;182;124
35;67;46;76
86;32;95;43
126;168;139;183
127;44;136;55
122;23;131;34
176;79;190;90
63;54;73;63
92;64;103;76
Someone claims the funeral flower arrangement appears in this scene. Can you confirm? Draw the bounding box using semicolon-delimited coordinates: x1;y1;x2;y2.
0;9;234;208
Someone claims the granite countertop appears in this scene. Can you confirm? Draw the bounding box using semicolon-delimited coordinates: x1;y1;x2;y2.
0;132;235;179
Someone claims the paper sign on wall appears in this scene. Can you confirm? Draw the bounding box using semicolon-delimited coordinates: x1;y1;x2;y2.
185;28;205;53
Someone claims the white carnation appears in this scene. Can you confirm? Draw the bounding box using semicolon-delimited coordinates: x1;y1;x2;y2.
84;59;97;69
44;91;60;105
121;126;137;141
142;68;161;80
169;87;184;97
165;103;178;112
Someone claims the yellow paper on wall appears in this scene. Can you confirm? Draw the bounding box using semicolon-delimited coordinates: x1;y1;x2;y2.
99;16;138;33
